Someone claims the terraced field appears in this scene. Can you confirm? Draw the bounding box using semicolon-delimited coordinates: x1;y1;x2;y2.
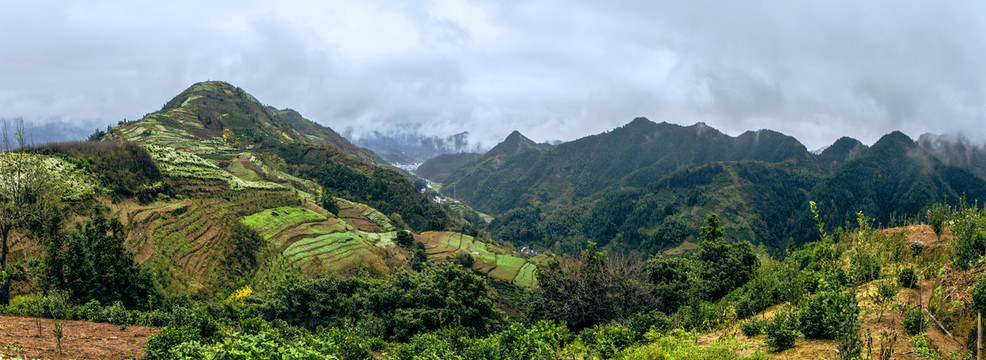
415;231;538;287
116;186;300;295
239;203;397;274
281;233;373;271
242;206;328;241
336;198;394;232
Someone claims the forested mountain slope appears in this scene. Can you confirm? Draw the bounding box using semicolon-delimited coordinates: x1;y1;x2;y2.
444;119;986;255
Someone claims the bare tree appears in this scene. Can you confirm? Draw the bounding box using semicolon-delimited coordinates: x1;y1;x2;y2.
0;119;54;305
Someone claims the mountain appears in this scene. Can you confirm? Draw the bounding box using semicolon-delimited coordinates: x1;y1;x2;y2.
445;118;812;216
808;131;986;232
442;119;986;255
13;81;485;297
439;118;818;253
109;81;384;164
415;152;482;183
816;137;868;172
351;131;482;167
916;133;986;179
481;130;552;160
0;118;104;146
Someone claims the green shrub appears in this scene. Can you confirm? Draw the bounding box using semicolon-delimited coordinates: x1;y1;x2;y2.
6;295;39;316
800;284;859;340
764;309;799;352
591;325;636;359
741;318;767;337
972;274;986;312
72;300;102;322
239;317;271;335
912;333;937;358
902;306;925;335
145;325;205;360
101;300;130;325
898;267;917;289
628;310;671;340
849;249;882;284
169;305;219;340
139;309;174;327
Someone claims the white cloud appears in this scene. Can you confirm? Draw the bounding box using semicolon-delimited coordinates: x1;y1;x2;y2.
0;0;984;149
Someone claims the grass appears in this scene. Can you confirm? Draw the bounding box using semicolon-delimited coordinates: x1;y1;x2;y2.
489;255;527;282
513;263;538;287
226;157;262;182
242;206;327;240
284;235;371;266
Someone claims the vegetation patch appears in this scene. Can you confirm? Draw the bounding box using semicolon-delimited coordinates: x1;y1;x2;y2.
242;206;327;240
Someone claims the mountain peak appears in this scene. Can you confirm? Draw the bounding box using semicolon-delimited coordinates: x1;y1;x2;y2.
111;81;384;163
481;130;550;159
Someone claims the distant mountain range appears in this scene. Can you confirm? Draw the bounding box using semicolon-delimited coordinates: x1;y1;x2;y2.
350;131;486;168
429;117;986;255
0;118;105;146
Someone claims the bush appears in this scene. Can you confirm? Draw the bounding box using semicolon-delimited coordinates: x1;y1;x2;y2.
764;309;799;352
138;309;174;327
72;300;102;322
849;249;882;284
902;306;925;335
800;284;859;340
898;267;917;289
973;274;986;312
589;325;635;359
169;305;219;340
741;318;767;337
101;300;130;325
628;310;671;340
145;325;205;359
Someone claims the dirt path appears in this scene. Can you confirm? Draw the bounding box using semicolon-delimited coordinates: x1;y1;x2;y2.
0;316;155;360
917;279;968;356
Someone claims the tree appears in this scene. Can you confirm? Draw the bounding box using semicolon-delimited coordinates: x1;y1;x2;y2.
529;242;655;330
43;206;159;309
696;213;758;300
0;120;55;305
396;230;414;248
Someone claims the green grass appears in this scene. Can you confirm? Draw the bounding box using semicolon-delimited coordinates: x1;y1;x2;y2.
285;237;370;265
282;233;356;257
513;263;538;287
458;236;497;265
489;255;527;282
226;158;262;182
242;206;327;240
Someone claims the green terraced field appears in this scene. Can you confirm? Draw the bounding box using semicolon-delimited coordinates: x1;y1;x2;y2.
488;255;527;282
242;206;327;240
360;206;395;231
458;236;497;265
416;231;538;287
282;233;371;268
513;263;538;287
283;233;358;259
358;231;398;248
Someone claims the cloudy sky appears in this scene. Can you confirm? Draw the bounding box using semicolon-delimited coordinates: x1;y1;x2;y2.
1;0;984;149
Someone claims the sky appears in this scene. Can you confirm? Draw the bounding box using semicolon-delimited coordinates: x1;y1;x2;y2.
1;0;984;150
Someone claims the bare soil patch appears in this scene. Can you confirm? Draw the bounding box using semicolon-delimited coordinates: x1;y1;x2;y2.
0;316;156;360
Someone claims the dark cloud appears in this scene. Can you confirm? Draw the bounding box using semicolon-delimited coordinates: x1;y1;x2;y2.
1;0;983;149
